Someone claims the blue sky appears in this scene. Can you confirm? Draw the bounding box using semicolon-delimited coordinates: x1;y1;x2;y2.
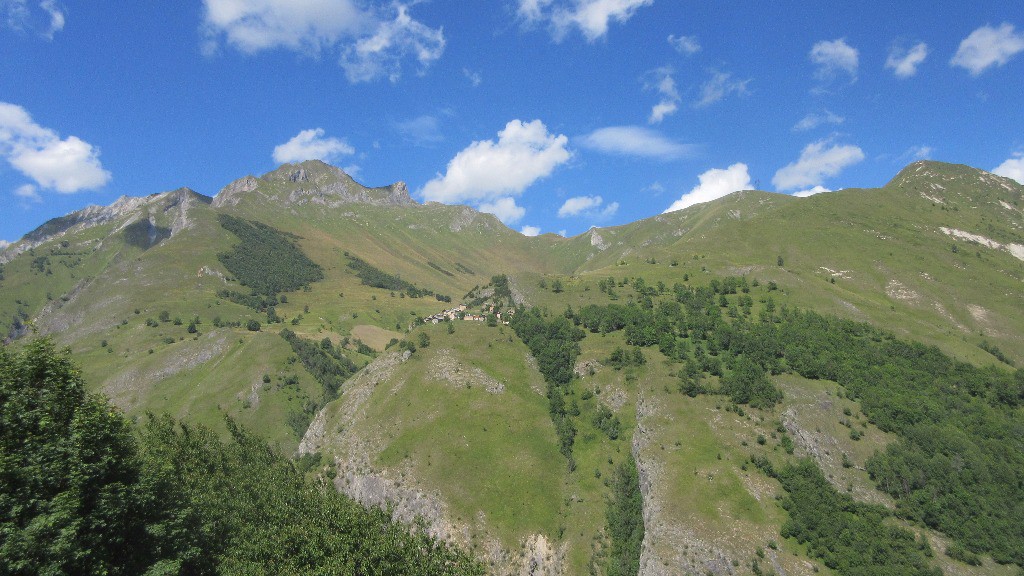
2;1;1023;244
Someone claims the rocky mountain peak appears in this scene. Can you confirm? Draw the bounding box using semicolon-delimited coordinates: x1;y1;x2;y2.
2;187;211;263
886;160;1023;205
890;160;1007;189
213;160;416;209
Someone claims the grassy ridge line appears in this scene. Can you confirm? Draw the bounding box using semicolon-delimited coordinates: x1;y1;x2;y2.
549;165;1023;365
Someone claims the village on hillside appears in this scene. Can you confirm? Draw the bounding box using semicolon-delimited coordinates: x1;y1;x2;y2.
422;303;516;325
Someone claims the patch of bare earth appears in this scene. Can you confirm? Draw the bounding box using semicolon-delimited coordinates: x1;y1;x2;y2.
886;279;920;304
429;348;505;394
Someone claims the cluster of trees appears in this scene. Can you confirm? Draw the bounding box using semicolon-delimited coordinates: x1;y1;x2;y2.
568;279;787;409
0;339;481;575
720;355;782;408
463;275;514;309
278;330;366;438
30;255;50;274
489;274;513;305
762;311;1024;564
596;276;623;299
217;288;277;312
509;309;585;469
605;456;644;576
605;346;646;371
279;329;359;404
217;214;323;300
427;261;454;277
345;253;449;302
566;273;1023;565
979;339;1015;366
592;405;621;440
753;458;938;576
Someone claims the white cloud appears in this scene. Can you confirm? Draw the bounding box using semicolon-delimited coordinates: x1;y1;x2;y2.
421;119;570;209
559;195;602;217
0;102;111;193
2;0;64;38
900;145;934;162
339;4;445;83
886;42;928;78
557;195;617;218
519;0;653;42
272;128;354;164
395;115;444;146
557;229;567;237
463;68;482;87
792;185;831;198
516;0;552;22
0;239;10;250
951;23;1024;75
668;34;700;54
479;197;526;224
696;71;750;108
202;1;444;83
793;110;844;131
38;0;61;35
993;153;1024;184
772;139;865;191
8;139;111;192
664;163;752;213
649;101;678;124
646;67;680;124
520;225;542;236
810;38;859;81
578;125;696;160
14;183;41;202
202;0;366;53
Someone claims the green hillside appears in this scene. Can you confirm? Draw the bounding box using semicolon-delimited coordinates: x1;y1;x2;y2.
1;159;1022;575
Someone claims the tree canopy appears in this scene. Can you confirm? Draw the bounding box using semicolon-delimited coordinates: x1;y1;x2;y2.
0;339;482;575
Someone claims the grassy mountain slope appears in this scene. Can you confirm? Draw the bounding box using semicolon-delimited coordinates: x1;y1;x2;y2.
545;161;1023;367
1;159;1021;575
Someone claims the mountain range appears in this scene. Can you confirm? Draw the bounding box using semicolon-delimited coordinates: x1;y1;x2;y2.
1;159;1022;576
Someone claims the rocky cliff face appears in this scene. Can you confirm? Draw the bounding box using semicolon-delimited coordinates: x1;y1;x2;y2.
212;159;416;209
1;188;210;263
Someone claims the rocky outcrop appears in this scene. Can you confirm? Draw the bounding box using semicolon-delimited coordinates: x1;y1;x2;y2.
300;350;564;575
212;160;416;209
212;176;259;207
635;393;735;576
429;348;505;394
1;188;210;263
